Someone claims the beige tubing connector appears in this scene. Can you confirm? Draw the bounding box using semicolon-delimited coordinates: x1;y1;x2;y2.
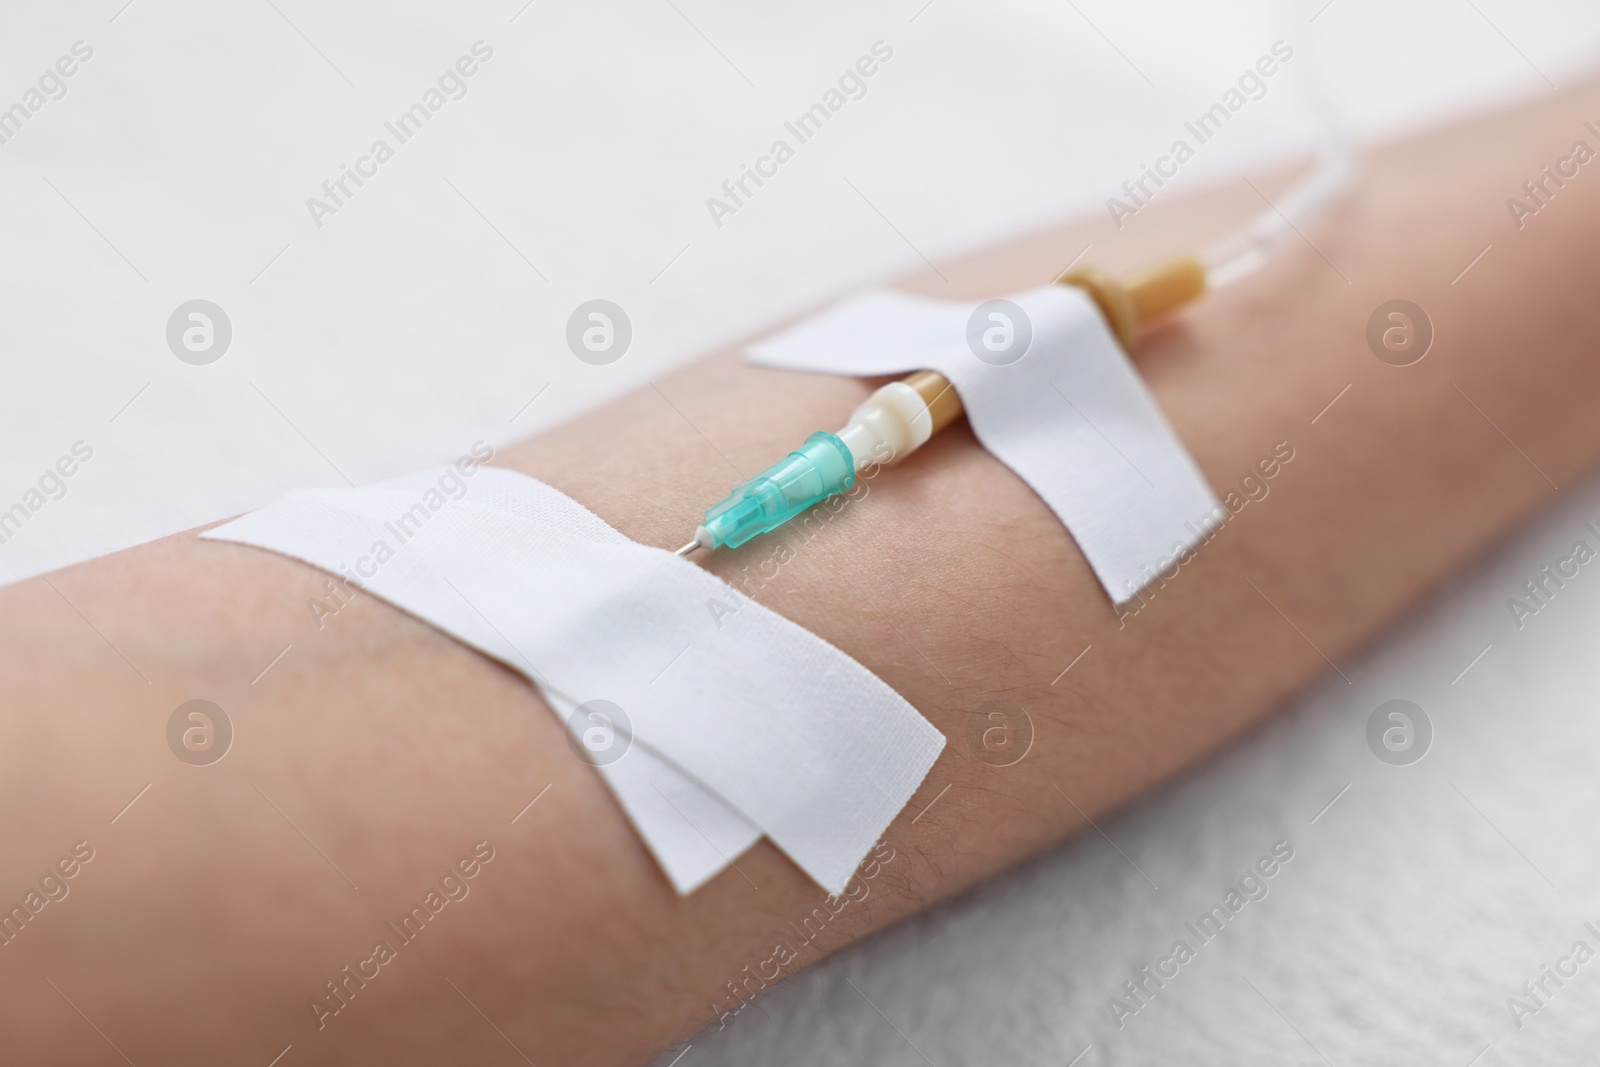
903;369;965;435
1058;254;1207;352
874;255;1209;460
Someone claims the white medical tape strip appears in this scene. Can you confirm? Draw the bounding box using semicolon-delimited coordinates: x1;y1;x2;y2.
747;284;1222;605
202;467;943;895
541;687;761;893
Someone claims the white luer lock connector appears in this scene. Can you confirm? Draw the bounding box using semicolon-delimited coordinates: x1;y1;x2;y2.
835;379;937;468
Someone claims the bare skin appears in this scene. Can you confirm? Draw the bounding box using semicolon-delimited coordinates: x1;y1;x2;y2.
1;82;1597;1065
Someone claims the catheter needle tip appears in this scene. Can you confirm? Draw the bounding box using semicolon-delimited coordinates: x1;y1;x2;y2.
674;539;702;558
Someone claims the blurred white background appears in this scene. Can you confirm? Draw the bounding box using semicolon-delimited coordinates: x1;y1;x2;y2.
4;1;1600;1064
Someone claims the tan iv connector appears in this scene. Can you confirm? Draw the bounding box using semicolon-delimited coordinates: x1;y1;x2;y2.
892;255;1208;439
1058;254;1207;352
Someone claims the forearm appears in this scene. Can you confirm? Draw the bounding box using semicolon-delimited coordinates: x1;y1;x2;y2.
3;83;1599;1065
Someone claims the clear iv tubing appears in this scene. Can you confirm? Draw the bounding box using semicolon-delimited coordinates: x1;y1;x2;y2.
1202;136;1355;289
1201;28;1357;290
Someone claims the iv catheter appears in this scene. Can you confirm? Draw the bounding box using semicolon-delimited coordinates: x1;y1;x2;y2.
671;256;1207;558
673;129;1356;559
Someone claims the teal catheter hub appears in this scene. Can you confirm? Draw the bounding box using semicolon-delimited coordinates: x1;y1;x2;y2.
672;371;958;558
697;431;855;550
